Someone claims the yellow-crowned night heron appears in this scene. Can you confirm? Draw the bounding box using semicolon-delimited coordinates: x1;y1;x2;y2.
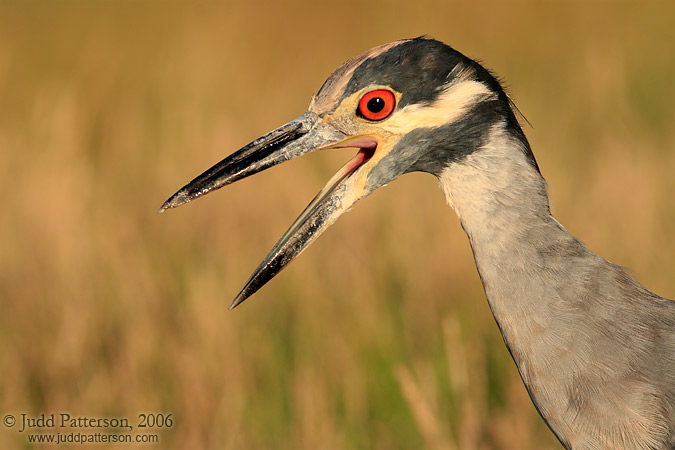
161;38;675;450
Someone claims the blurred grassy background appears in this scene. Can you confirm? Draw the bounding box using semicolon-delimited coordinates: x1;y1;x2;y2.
0;1;673;449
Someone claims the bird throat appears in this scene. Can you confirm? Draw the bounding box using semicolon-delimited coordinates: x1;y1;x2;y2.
438;124;581;444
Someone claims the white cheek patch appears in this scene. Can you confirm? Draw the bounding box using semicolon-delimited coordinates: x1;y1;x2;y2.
382;80;497;135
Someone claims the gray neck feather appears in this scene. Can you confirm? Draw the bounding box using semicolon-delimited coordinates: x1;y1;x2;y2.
439;123;675;450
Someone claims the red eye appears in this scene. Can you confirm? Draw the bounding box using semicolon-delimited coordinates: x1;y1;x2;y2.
358;90;395;121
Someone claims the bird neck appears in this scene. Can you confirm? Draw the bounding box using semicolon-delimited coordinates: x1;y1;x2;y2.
438;123;587;438
438;125;675;449
439;124;563;275
438;122;577;315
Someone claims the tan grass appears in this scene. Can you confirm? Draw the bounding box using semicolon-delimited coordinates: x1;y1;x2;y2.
0;2;672;449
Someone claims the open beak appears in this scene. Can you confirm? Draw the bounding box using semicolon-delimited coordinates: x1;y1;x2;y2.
160;111;379;309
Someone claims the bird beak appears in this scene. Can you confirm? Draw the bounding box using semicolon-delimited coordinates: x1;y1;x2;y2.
160;111;380;309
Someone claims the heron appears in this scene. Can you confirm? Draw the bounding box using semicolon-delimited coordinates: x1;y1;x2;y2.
160;38;675;449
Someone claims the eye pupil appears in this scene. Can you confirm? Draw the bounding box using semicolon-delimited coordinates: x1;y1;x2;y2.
367;97;385;113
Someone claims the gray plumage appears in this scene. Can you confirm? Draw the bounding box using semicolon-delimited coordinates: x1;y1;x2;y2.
440;125;675;449
161;37;675;449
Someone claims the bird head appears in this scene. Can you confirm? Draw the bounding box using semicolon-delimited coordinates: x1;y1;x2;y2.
160;37;538;308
